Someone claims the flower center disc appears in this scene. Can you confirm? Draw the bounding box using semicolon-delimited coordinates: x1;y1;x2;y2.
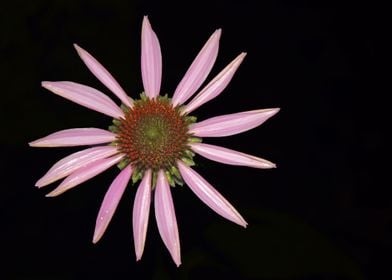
116;96;190;171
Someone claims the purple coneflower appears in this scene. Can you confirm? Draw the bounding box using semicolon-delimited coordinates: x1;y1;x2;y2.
30;16;279;266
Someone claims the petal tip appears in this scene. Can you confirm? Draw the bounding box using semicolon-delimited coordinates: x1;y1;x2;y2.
35;180;45;188
41;81;53;90
237;216;248;228
173;252;182;267
238;219;248;228
92;234;100;244
142;15;151;26
211;29;222;42
261;160;277;169
28;140;37;147
73;43;80;50
45;185;68;197
256;107;280;118
234;215;248;228
45;191;57;198
92;227;103;244
233;52;247;65
265;108;280;119
73;44;84;57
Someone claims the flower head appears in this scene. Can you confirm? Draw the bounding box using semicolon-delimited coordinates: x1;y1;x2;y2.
30;16;279;266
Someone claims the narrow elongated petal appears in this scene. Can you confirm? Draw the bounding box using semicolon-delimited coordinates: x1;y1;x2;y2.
189;108;280;137
46;154;124;197
177;161;247;227
184;53;246;113
74;44;133;107
155;171;181;266
42;81;124;119
36;146;119;188
141;16;162;99
29;128;116;147
172;29;221;106
133;170;152;261
93;165;133;243
191;143;276;169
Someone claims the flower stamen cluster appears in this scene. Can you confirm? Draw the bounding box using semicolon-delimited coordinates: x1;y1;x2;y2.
111;94;198;186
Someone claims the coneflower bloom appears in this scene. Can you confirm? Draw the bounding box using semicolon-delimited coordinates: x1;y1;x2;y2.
30;16;279;266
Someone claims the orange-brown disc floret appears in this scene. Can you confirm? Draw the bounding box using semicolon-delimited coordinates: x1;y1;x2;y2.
116;97;190;171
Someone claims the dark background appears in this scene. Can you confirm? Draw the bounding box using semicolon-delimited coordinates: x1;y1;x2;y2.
1;0;387;279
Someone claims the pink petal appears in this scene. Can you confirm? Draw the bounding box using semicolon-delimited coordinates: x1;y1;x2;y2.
74;44;133;107
189;108;280;137
46;154;124;197
154;171;181;266
29;128;116;147
133;170;152;261
184;53;246;113
141;16;162;99
177;161;247;227
191;143;276;169
41;81;124;119
36;146;119;188
93;165;133;243
172;29;221;107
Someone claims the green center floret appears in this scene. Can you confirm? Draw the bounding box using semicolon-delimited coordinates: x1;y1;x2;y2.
141;117;169;145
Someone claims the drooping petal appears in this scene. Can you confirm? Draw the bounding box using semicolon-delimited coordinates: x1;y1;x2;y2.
191;143;276;169
41;81;124;119
172;29;221;107
133;170;152;261
177;161;247;227
155;171;181;266
74;44;133;107
189;108;280;137
93;165;133;243
46;154;124;197
141;16;162;99
36;146;119;188
184;53;246;113
29;128;116;147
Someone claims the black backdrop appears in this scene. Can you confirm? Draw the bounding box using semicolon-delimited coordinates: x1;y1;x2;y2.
1;0;387;279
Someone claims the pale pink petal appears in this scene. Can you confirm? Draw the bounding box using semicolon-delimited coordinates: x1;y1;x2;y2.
36;146;119;188
74;44;133;107
189;108;280;137
46;154;124;197
42;81;124;119
133;170;152;261
29;128;116;147
93;165;133;243
172;29;221;107
191;143;276;169
154;171;181;266
177;161;247;227
141;16;162;99
184;53;246;113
